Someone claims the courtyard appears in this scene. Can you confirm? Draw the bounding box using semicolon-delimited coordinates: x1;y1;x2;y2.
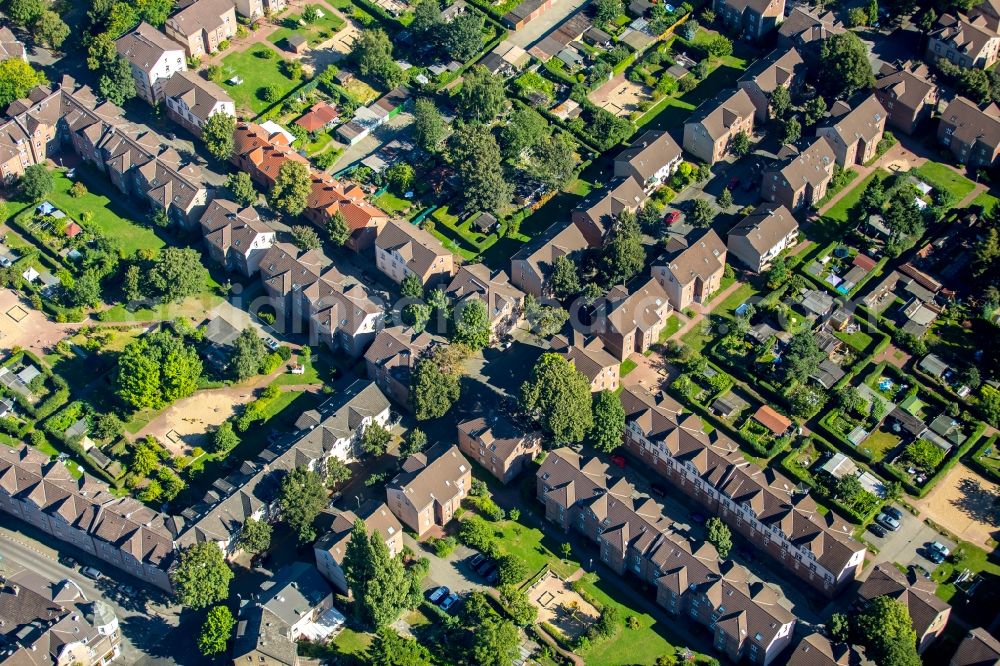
528;570;599;640
914;463;1000;551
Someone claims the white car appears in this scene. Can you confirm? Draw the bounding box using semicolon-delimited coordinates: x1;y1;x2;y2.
930;541;951;557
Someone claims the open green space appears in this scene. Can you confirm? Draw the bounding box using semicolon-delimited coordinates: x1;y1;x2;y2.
39;169;164;255
834;328;874;353
657;314;683;344
858;428;901;460
931;542;1000;622
971;191;999;214
574;573;679;666
911;162;976;204
620;359;637;376
490;518;579;579
714;282;757;319
268;2;346;48
220;46;305;115
373;191;415;217
821;169;889;226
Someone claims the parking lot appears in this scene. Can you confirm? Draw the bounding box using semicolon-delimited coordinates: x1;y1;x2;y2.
860;504;956;579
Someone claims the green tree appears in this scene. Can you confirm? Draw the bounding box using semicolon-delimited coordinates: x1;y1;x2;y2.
412;350;461;420
769;85;791;119
410;0;443;42
594;0;623;25
401;273;424;299
496;554;529;586
499;585;538;626
860;176;886;215
131;440;159;477
326;210;350;246
783;330;824;384
212;421;240;454
7;0;46;25
729;130;750;157
780;116;801;144
87;32;118;70
343;519;411;628
98;55;137;105
590;390;625;452
706;517;732;558
171;542;234;609
290;225;322;250
441;10;484;61
834;474;866;504
362;422;391;456
34;10;70;49
867;0;879;25
499;106;549;161
523;295;569;336
472;616;520;666
326;457;351;488
66;269;102;308
819;32;875;99
829;612;849;642
717;187;733;209
202;112;236;160
706;35;733;59
92;413;124;441
412;97;447;152
550;255;581;299
449;123;512;214
971;224;999;279
351;28;403;89
854;596;920;666
148;247;209;303
270;160;311;217
116;330;202;410
456;65;507;121
600;210;644;285
454;298;491;350
237;518;272;554
803;96;827;126
232;327;267;381
279;466;326;542
18;164;53;201
521;353;593;443
227;172;258;207
531;133;576;190
197;605;235;656
367;628;433;665
400;428;428;458
387;163;415;192
689;198;715;227
901;439;946;473
150;208;169;228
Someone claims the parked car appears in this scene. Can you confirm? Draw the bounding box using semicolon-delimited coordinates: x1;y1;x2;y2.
468;554;486;571
80;566;102;581
428;586;449;604
610;454;626;468
926;549;945;564
440;592;460;612
868;522;887;538
876;513;900;531
664;210;682;226
929;541;950;557
883;506;902;521
649;482;666;497
479;561;497;581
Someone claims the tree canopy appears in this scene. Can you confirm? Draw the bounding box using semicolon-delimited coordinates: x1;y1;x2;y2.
456;66;507;121
171;542;233;609
343;519;411;628
413;97;448;152
706;517;732;558
116;330;202;410
0;56;45;108
600;210;645;285
278;466;327;542
590;390;625;452
227;172;258;207
19;164;54;202
819;32;875;100
782;330;825;384
351;28;404;89
449;123;513;214
270;160;311;217
202;112;236;161
197;606;235;656
454;298;492;350
412;345;465;420
232;327;267;381
854;596;921;666
522;353;593;443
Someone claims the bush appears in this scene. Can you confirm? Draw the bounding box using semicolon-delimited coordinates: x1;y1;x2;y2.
472;495;505;521
256;48;275;59
431;536;457;557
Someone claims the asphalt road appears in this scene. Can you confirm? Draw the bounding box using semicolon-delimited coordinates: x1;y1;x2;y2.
0;522;203;666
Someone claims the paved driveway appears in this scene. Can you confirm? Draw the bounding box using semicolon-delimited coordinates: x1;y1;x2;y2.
860;505;956;579
506;0;591;50
407;534;486;594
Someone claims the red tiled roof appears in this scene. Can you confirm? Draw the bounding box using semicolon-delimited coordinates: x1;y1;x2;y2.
753;405;792;435
64;221;82;237
295;102;338;132
853;253;877;271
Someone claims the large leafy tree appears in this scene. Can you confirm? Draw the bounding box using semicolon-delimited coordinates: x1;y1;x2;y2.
202;112;236;161
522;353;593;443
441;10;484;61
449;123;513;214
550;255;581;299
0;58;45;109
454;298;491;350
854;596;920;666
227;172;258;207
819;32;875;100
212;421;240;454
270;160;311;217
590;390;625;452
197;605;235;656
410;0;443;42
327;210;350;246
706;517;732;558
413;97;447;152
290;225;322;250
34;11;70;49
361;422;392;456
594;0;623;25
148;248;209;303
232;327;267;381
343;519;411;629
171;542;233;609
98;55;136;105
7;0;46;26
456;65;507;121
237;518;272;554
499;106;549;162
351;28;404;89
472;615;520;666
412;347;463;420
367;628;432;665
18;164;54;201
278;466;327;542
600;210;644;285
783;330;824;384
531;133;576;190
116;330;202;410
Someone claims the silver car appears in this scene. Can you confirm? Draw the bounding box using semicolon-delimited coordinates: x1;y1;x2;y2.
876;513;900;531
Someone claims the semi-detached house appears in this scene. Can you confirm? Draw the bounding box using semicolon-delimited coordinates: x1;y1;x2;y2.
857;563;951;654
937;96;1000;167
115;22;187;104
683;88;756;165
816;95;887;167
510;220;591;298
620;385;867;597
457;415;542;484
727;203;799;273
199;199;275;277
314;503;403;594
164;0;237;58
445;264;525;341
737;47;806;121
387;445;471;537
537;446;796;666
761;136;836;211
375;219;455;287
651;230;728;310
613;129;683;192
364;326;441;409
161;70;235;137
713;0;786;42
874;62;939;136
926;13;1000;70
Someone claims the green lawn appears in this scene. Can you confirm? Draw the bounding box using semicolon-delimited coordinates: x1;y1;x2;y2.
574;573;679;666
267;2;346;48
822;169;889;225
858;427;901;460
680;321;714;354
373;191;414;217
714;282;757;319
45;169;164;255
971;191;999;214
620;359;637;376
220;46;305;115
931;542;1000;622
912;162;976;204
657;314;683;344
302;130;335;156
834;328;874;353
490;519;579;579
330;627;372;662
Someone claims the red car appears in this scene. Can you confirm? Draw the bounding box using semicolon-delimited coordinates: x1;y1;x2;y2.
610;454;626;468
664;210;682;226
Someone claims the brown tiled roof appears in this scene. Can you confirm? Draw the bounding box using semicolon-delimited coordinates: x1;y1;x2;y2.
457;415;540;463
615;129;682;182
787;632;856;666
295;102;338;132
876;63;936;113
445;264;524;323
823;95;887;147
769;136;836;191
778;6;844;44
941;96;1000;152
116;22;184;73
621;385;684;441
0;26;25;60
728;203;798;254
162;70;232;123
857;564;951;641
573;177;646;234
931;13;1000;59
659;229;727;287
604;277;671;336
315;502;402;566
550;334;618;383
686;89;756;141
200;199;271;257
376;220;451;278
951;627;1000;666
738;47;805;93
512;220;591;282
258;242;323;297
303;267;382;337
167;0;233;37
389;444;470;511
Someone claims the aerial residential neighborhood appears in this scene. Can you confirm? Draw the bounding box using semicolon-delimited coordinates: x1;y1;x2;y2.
0;0;997;664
